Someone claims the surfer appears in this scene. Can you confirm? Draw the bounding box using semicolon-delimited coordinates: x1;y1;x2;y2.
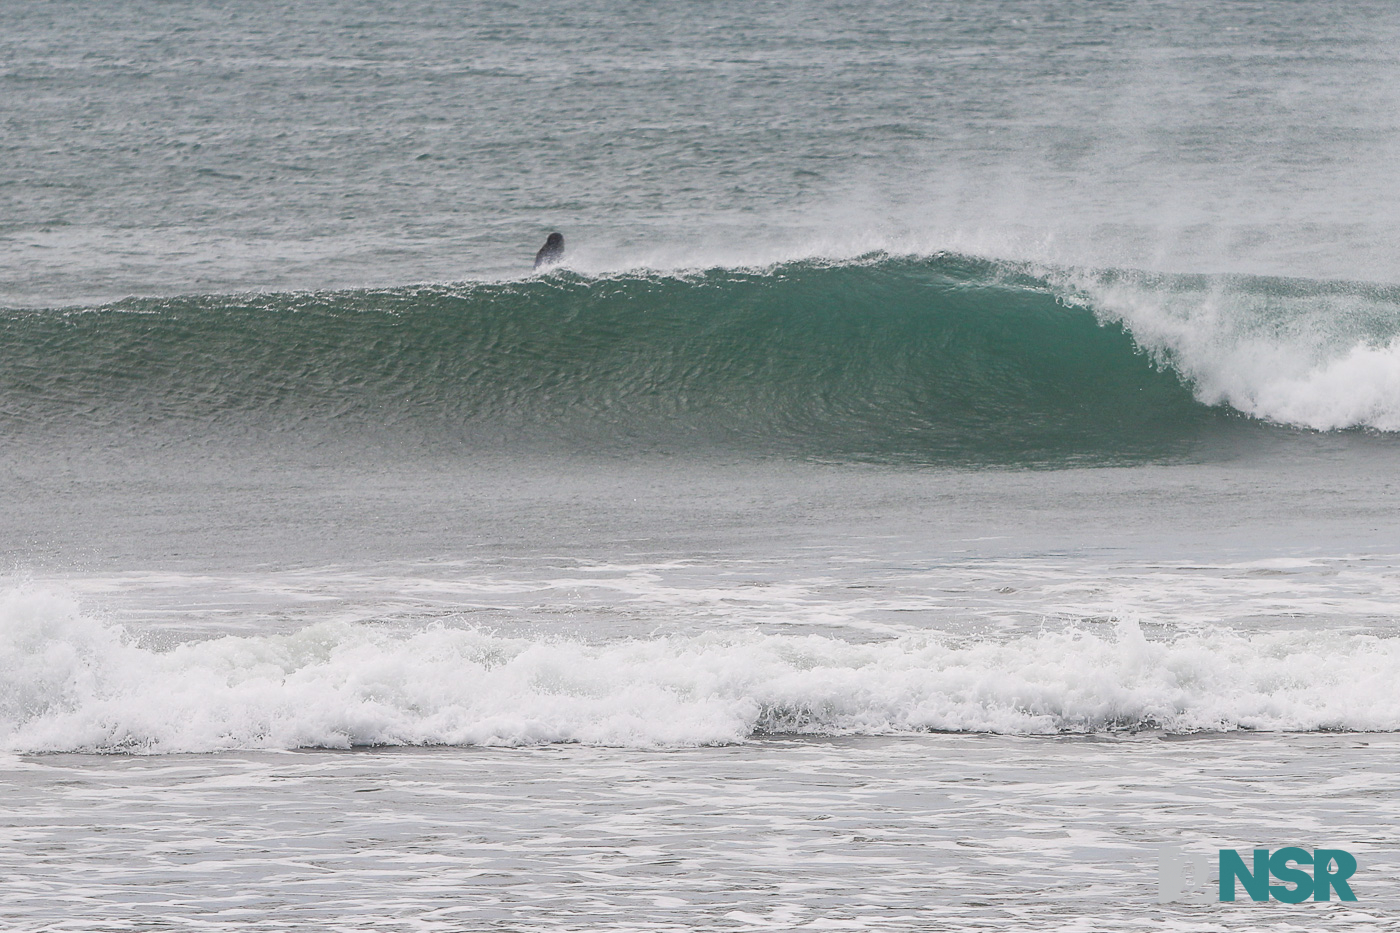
534;232;564;269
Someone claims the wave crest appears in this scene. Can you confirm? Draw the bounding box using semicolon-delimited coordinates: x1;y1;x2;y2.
6;255;1400;463
1063;269;1400;432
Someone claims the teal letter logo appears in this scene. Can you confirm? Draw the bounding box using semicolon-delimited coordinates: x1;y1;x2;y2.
1219;848;1269;902
1314;849;1359;902
1217;848;1357;903
1268;847;1313;903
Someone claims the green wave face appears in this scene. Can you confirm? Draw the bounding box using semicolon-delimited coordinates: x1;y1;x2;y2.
0;256;1256;466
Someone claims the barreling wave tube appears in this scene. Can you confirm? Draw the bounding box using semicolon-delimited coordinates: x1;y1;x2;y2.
5;254;1400;463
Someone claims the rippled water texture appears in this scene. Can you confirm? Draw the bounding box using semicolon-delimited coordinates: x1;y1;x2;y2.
6;2;1400;930
5;736;1399;932
6;1;1400;302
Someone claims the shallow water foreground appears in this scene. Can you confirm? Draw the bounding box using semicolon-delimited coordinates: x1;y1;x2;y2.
4;734;1396;932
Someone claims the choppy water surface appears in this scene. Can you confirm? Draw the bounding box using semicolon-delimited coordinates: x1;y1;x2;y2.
6;0;1400;303
5;736;1399;932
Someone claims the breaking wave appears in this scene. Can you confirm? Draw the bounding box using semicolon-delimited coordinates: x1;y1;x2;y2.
4;254;1400;463
4;587;1398;753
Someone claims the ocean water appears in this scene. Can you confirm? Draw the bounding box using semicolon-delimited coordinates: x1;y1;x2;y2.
4;1;1400;930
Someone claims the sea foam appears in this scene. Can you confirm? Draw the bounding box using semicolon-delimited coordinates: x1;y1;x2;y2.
3;586;1399;753
1063;269;1400;431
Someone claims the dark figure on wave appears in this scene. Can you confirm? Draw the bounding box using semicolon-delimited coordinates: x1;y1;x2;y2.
534;232;564;269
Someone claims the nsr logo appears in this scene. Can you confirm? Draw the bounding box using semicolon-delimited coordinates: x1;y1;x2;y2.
1159;847;1358;903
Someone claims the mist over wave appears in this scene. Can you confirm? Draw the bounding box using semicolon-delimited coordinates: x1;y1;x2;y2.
1062;268;1400;432
5;254;1400;465
4;586;1397;754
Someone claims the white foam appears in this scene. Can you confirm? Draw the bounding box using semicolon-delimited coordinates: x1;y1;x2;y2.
4;585;1399;753
1058;271;1400;431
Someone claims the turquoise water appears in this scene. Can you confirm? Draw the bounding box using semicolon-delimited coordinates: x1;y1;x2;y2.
13;256;1400;465
5;2;1400;930
0;256;1217;464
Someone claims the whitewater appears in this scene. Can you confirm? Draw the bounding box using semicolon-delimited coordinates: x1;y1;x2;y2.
6;0;1400;930
9;578;1400;754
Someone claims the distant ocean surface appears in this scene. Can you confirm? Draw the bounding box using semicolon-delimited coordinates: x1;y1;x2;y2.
4;2;1400;931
